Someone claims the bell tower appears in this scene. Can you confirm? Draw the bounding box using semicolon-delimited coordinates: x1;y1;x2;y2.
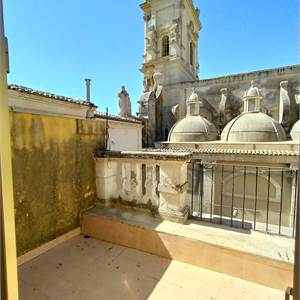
140;0;201;91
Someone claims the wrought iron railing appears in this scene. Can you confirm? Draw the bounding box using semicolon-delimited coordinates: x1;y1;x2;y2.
190;161;298;237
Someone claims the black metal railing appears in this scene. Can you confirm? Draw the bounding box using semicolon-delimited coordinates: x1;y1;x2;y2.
190;161;298;237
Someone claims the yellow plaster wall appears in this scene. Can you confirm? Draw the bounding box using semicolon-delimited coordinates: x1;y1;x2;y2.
10;112;105;255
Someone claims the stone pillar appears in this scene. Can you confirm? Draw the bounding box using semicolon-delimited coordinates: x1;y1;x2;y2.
158;160;189;223
95;158;119;202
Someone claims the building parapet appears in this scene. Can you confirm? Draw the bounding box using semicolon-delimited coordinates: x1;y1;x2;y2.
94;150;192;223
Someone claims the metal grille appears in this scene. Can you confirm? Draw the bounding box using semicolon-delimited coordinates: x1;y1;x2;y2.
190;162;298;237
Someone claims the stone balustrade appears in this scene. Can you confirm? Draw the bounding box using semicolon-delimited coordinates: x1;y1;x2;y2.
94;150;192;223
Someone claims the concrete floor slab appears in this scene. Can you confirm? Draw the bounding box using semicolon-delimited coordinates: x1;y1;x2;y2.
19;235;285;300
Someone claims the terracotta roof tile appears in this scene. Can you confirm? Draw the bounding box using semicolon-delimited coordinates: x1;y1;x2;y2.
9;84;97;107
94;111;142;124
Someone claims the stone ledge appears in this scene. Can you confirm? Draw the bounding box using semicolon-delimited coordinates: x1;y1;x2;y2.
81;206;294;290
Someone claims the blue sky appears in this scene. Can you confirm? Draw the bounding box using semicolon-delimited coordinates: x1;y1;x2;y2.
4;0;300;115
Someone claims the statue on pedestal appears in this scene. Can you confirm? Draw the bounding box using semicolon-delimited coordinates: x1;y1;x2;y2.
118;86;132;117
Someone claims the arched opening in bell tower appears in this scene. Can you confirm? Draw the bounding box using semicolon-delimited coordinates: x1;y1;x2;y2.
162;36;170;57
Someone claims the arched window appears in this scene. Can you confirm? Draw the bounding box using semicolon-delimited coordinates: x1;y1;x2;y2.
162;36;169;57
190;41;194;66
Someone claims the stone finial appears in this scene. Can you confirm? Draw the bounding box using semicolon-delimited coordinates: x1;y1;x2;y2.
295;87;300;105
171;104;180;122
220;87;228;96
279;81;290;125
118;86;132;117
280;81;288;89
219;88;228;121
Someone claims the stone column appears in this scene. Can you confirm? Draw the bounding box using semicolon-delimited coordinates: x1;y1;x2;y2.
158;160;189;223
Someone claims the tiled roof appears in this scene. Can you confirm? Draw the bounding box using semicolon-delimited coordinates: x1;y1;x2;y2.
94;111;142;124
9;84;96;107
157;147;299;157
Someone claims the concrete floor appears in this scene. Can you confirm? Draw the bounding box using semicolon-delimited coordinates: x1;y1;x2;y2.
18;235;285;300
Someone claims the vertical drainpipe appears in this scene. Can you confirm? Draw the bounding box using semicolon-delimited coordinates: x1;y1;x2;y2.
85;78;91;102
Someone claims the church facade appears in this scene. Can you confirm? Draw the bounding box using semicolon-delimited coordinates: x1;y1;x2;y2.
138;0;300;147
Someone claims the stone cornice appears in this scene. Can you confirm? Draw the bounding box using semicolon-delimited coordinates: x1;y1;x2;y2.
165;64;300;88
184;0;201;31
141;56;198;79
140;1;151;12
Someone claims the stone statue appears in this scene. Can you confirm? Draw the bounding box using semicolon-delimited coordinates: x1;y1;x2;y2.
152;71;163;98
170;18;181;44
118;86;132;117
146;26;157;51
279;81;290;125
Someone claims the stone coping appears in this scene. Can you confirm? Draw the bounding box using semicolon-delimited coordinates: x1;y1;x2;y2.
94;150;192;161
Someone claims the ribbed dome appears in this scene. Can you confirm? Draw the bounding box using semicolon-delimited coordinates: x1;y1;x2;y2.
221;112;287;142
168;115;218;142
290;120;300;141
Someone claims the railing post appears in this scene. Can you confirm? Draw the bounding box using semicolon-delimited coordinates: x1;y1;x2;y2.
158;160;189;223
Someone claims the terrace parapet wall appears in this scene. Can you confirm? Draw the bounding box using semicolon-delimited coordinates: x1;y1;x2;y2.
94;150;193;223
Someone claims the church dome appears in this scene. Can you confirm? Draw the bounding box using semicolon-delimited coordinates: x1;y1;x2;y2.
221;111;287;142
168;115;218;142
290;120;300;141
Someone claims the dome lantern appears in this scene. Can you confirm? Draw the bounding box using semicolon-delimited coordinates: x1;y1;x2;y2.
186;88;203;116
243;80;263;112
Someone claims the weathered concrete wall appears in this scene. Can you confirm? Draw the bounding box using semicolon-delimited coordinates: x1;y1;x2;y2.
108;121;142;151
10;112;105;255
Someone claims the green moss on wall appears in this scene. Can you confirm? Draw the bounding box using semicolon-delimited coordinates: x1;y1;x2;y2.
10;113;105;255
